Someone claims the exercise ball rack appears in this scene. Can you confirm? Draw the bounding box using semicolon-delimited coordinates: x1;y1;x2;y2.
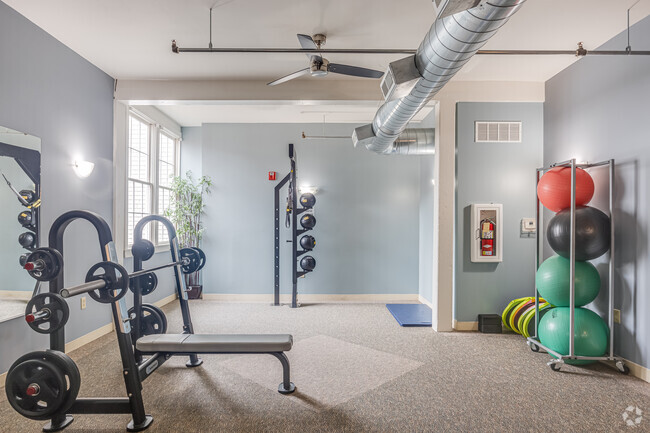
527;158;628;373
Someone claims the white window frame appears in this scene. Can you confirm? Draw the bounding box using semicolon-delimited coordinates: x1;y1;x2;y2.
125;108;180;251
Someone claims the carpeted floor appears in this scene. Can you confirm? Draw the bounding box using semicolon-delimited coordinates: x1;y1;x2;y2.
1;301;650;432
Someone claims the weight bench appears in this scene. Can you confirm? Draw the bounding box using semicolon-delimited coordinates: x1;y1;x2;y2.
136;333;296;393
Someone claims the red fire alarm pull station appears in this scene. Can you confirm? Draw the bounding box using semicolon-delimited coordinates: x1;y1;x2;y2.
268;171;277;181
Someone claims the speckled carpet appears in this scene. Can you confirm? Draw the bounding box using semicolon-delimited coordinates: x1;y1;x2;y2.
1;302;649;432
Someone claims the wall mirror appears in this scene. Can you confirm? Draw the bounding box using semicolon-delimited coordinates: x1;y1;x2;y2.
0;126;41;322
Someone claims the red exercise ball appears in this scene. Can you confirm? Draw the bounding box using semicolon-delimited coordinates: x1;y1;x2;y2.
537;167;594;212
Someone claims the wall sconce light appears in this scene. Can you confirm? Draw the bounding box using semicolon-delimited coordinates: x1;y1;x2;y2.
299;185;318;195
72;159;95;178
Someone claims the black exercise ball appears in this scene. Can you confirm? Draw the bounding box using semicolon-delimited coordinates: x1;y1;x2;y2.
299;193;316;209
300;214;316;229
18;232;36;248
547;206;611;261
300;255;316;271
132;239;155;261
18;210;33;227
300;235;316;251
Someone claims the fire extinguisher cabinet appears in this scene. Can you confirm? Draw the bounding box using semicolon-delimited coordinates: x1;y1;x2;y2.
470;203;503;263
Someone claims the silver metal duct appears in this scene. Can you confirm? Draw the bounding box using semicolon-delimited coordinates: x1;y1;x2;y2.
353;0;526;154
391;128;435;155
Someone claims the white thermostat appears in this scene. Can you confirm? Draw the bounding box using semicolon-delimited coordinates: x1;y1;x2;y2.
521;218;536;234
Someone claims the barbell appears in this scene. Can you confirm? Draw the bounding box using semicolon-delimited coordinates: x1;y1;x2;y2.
57;248;203;303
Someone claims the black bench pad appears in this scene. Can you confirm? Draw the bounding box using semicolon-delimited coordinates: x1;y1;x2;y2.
136;334;293;353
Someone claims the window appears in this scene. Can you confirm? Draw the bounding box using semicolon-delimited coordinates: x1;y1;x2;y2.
126;111;179;247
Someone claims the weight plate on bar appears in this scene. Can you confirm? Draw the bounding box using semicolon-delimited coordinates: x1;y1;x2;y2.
24;248;63;282
5;351;70;420
192;247;206;271
128;304;167;340
25;293;69;334
85;261;129;304
129;272;158;296
179;248;200;274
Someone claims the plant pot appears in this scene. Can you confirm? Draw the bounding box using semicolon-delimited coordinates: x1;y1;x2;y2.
187;285;203;300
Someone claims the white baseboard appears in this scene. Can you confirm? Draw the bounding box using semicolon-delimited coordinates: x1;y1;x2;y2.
621;358;650;383
65;322;115;353
418;295;433;309
453;320;479;331
153;293;178;308
0;290;31;300
201;293;420;303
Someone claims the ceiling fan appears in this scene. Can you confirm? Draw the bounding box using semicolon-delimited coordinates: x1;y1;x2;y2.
267;34;385;86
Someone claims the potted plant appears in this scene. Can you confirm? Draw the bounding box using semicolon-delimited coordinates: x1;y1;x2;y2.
165;171;212;299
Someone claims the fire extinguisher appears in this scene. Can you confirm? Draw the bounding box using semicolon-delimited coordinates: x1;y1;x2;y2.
480;219;495;256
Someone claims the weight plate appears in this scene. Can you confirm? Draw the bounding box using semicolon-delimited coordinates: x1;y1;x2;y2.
132;239;155;261
5;352;68;420
24;248;63;282
192;247;206;271
129;272;159;296
25;293;70;334
128;304;168;340
179;248;200;274
85;261;129;304
147;304;168;332
41;351;81;415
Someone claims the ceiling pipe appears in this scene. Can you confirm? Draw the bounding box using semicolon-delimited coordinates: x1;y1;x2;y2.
171;41;650;56
352;0;527;155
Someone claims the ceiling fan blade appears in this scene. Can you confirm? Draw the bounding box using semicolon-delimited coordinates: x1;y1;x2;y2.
297;34;322;61
328;63;384;79
297;34;317;50
267;68;311;86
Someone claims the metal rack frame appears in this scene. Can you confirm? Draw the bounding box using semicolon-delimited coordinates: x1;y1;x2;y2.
526;158;627;373
273;143;311;308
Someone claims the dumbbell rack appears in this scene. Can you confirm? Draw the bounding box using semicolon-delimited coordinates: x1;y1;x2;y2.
273;143;312;308
526;158;628;373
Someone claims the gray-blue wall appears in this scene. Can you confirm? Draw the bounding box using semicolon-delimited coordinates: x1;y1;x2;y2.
544;16;650;369
455;102;543;321
190;123;421;297
0;1;114;373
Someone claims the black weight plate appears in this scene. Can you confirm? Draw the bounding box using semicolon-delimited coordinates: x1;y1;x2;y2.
41;351;80;415
179;248;200;274
25;293;69;334
128;304;167;340
145;304;168;332
5;352;68;420
85;261;129;304
192;247;206;271
129;272;159;296
25;248;63;282
132;239;155;261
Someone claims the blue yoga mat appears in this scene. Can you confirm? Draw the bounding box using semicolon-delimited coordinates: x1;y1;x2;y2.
386;304;432;327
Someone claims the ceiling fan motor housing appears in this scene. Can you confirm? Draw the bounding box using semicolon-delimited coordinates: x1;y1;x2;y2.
310;58;329;77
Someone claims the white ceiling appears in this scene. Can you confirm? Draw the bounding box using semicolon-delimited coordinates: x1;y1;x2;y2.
5;0;650;83
151;101;435;125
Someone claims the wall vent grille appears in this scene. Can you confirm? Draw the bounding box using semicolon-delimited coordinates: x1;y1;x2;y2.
475;121;522;143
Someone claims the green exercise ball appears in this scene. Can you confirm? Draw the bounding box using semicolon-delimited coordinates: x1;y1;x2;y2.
538;307;609;365
535;255;600;307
